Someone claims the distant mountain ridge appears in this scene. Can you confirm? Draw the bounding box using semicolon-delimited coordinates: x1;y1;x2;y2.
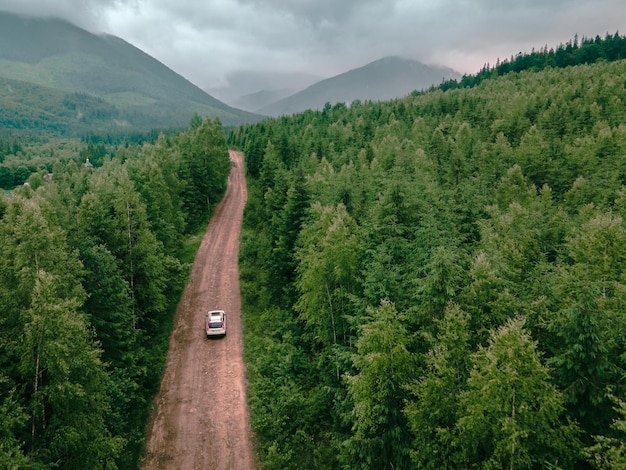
258;56;462;116
231;88;297;113
0;11;261;134
206;70;323;112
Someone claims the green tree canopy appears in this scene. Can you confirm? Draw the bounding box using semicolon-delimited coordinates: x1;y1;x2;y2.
457;317;580;469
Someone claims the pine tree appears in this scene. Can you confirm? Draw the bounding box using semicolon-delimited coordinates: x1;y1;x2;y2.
548;212;626;438
344;300;415;469
457;317;580;469
405;303;472;469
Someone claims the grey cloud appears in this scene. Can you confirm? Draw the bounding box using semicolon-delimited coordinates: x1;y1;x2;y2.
237;0;383;26
0;0;129;31
0;0;625;94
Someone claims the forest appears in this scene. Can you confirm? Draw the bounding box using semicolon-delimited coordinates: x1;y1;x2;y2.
0;116;231;468
228;51;626;467
440;31;626;90
1;31;626;469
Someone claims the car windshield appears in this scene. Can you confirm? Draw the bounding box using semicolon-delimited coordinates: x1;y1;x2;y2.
209;321;223;329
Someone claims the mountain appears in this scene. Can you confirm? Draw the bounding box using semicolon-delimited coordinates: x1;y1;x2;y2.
206;70;324;113
230;88;298;113
0;11;262;135
257;56;462;116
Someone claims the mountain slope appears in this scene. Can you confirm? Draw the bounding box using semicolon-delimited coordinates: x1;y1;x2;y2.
258;56;462;116
0;76;122;135
0;11;261;133
231;88;298;113
206;70;323;112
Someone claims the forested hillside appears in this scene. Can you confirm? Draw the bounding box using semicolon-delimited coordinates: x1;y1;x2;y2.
0;117;231;468
0;11;261;134
442;31;626;91
229;55;626;468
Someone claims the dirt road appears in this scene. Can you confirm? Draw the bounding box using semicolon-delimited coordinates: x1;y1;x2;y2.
141;150;257;470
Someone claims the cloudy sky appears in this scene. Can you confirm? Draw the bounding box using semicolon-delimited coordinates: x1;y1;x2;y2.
1;0;625;92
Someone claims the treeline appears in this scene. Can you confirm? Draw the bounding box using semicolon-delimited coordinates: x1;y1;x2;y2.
229;58;626;468
0;129;177;190
0;77;195;138
0;79;120;136
0;139;105;190
0;138;22;160
0;117;230;468
440;31;626;91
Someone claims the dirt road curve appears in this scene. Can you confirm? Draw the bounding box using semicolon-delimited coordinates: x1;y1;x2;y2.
141;150;257;470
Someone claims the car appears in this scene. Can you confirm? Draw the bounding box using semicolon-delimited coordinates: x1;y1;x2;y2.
206;310;226;338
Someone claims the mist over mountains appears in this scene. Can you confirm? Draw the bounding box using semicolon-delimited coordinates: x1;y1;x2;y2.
0;10;463;133
209;57;462;116
255;56;462;116
206;70;324;112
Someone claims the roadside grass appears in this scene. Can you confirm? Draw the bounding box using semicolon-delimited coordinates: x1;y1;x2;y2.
180;228;206;265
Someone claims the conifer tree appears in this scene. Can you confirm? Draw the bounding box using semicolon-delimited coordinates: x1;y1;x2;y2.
344;300;415;470
548;212;626;438
405;303;472;469
0;192;121;468
295;202;361;352
457;317;579;468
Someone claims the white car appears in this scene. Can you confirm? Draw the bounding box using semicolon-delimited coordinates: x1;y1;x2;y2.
206;310;226;338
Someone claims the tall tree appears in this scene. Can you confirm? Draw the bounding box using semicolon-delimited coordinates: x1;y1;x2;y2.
295;202;361;353
0;191;121;468
405;303;472;469
18;271;122;468
178;117;230;230
344;300;415;469
128;133;186;253
78;162;168;335
548;212;626;438
270;169;310;308
416;245;466;322
457;317;580;469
